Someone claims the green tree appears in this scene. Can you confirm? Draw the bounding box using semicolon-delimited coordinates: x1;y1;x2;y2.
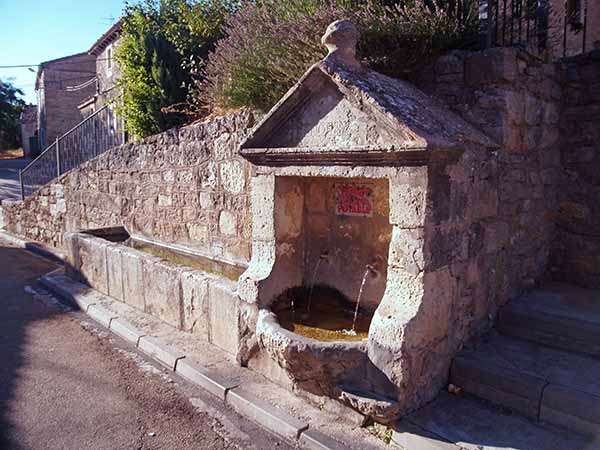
116;0;238;138
0;79;25;150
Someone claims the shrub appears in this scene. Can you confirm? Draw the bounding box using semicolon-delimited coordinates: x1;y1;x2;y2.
116;0;238;138
197;0;478;113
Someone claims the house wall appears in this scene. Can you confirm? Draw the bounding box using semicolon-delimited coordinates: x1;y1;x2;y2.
37;54;96;149
1;111;256;267
96;37;121;105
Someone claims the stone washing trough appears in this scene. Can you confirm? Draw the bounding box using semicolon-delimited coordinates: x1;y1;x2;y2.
64;226;246;355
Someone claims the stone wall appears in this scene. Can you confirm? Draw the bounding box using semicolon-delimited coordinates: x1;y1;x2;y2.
551;51;600;287
415;47;562;301
1;110;256;266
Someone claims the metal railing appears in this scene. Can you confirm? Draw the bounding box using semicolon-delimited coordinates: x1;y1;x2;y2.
479;0;591;57
20;101;126;199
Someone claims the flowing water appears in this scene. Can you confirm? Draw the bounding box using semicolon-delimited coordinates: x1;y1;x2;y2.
348;267;371;335
306;258;323;313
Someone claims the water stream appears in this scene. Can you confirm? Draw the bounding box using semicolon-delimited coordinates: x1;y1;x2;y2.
342;266;371;336
306;257;323;313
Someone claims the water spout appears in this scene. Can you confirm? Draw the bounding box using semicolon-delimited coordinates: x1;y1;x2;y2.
306;252;328;314
351;267;371;333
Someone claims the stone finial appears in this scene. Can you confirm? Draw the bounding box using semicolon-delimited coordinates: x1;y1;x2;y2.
321;20;360;68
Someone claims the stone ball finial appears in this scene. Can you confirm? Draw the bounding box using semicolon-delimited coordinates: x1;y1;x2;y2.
321;19;359;68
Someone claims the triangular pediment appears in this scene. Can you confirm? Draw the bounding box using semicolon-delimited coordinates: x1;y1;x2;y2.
240;61;497;167
246;69;412;149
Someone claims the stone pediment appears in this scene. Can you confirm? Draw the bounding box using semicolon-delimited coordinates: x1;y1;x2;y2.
240;26;496;167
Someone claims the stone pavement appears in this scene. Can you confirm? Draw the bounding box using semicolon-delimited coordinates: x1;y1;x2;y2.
0;239;293;450
0;158;29;201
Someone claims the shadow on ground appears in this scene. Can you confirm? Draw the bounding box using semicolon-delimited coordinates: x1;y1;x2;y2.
0;245;61;449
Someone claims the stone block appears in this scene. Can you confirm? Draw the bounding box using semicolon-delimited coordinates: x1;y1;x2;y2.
180;270;209;338
465;48;518;86
77;236;109;295
121;248;145;312
219;210;237;236
251;175;275;241
208;279;240;356
220;160;246;194
389;169;427;227
392;420;460;450
142;257;183;329
226;387;308;440
106;244;124;302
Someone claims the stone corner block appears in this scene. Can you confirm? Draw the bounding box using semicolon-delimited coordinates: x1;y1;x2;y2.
138;336;185;371
208;279;241;356
226;387;308;440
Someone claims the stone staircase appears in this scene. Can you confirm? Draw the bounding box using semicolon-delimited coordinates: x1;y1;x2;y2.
394;283;600;450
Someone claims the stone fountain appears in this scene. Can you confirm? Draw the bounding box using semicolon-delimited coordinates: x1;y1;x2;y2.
237;19;498;421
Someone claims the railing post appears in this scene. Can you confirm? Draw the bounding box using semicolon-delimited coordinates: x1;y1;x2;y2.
55;137;61;177
479;0;492;49
19;169;25;201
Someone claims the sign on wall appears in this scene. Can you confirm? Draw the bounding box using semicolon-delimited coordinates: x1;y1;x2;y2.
335;183;373;217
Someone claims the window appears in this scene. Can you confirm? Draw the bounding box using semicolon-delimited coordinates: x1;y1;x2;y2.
107;46;113;73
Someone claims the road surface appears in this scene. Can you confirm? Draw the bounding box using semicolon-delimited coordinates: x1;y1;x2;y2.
0;158;29;201
0;241;291;450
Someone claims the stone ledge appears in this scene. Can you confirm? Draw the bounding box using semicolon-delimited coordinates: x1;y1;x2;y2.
226;386;309;440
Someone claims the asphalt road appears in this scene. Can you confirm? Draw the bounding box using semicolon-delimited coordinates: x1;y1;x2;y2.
0;158;29;201
0;242;291;450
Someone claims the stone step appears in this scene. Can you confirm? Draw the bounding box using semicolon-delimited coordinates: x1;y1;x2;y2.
450;332;600;437
394;392;598;450
497;282;600;357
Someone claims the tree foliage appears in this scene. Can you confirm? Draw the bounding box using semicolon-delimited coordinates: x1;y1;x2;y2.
0;79;25;150
116;0;238;138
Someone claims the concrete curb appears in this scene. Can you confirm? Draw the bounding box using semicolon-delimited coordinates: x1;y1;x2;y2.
40;270;353;450
226;386;309;441
0;230;66;263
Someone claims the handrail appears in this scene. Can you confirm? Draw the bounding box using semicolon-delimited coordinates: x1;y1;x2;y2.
20;102;112;174
20;97;124;200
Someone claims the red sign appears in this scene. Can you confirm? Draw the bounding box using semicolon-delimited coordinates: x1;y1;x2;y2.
335;183;373;217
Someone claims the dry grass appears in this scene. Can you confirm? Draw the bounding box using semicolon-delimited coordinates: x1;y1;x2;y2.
0;148;24;160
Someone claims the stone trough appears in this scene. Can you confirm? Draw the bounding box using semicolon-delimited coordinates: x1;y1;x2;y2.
64;226;245;356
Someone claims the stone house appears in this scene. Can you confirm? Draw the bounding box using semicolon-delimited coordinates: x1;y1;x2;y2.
19;105;37;158
35;53;96;150
78;20;122;133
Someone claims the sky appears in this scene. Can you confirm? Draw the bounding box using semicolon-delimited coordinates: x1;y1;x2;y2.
0;0;127;104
